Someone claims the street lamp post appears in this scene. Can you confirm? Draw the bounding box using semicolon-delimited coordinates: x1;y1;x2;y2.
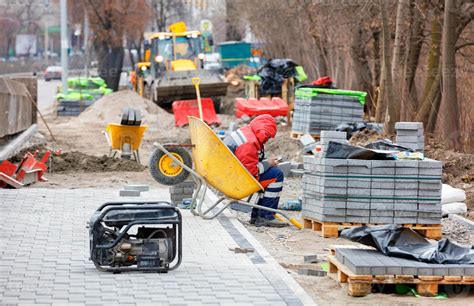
60;0;68;94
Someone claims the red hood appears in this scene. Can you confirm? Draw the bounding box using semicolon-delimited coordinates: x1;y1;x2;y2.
249;114;277;144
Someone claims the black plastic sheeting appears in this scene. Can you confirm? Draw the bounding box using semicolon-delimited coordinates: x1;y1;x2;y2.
257;59;297;95
364;139;415;152
341;224;474;264
325;141;396;160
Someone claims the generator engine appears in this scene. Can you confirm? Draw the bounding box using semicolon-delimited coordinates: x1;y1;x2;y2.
89;201;182;273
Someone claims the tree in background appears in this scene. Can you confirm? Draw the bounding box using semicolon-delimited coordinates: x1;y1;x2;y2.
150;0;185;32
82;0;151;91
237;0;474;152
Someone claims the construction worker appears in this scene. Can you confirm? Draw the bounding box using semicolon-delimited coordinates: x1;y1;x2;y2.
224;114;287;227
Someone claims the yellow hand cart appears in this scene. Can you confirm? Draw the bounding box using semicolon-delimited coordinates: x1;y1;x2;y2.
149;116;301;228
103;123;148;163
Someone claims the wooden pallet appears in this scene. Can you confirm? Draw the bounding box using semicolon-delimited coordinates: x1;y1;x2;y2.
302;217;442;239
328;255;474;297
290;132;320;140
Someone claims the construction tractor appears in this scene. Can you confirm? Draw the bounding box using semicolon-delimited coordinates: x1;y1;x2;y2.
141;22;227;110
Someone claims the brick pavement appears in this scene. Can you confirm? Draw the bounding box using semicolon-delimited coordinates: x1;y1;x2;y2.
0;188;314;305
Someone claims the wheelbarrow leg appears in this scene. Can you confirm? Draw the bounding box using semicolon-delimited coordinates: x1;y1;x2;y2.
197;197;302;229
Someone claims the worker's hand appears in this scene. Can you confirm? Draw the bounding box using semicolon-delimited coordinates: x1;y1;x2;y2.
267;156;279;167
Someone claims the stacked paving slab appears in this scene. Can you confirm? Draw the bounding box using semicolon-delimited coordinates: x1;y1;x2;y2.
169;180;195;206
292;87;365;135
335;248;474;276
317;131;348;156
57;100;95;116
302;155;443;224
395;122;425;152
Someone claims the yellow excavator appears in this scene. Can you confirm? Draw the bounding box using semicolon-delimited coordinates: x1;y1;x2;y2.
136;22;227;110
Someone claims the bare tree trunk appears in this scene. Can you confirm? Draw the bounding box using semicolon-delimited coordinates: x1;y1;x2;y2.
371;29;381;117
381;0;398;134
350;25;373;115
440;0;461;149
415;66;442;127
427;89;442;133
391;0;409;85
416;15;442;126
400;1;423;120
375;63;386;122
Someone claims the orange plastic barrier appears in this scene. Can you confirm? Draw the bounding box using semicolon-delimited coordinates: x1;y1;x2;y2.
172;98;221;126
235;97;288;118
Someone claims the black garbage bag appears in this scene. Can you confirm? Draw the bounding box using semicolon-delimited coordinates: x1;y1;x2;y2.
325;141;396;160
335;122;368;139
258;59;297;95
364;139;415;152
341;224;474;264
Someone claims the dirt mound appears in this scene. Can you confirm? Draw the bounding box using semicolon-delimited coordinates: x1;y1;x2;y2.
348;129;391;146
8;144;49;163
221;65;256;115
225;65;256;89
78;90;174;129
8;145;145;173
266;127;303;161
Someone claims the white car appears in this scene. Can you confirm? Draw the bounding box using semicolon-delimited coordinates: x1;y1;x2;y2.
44;66;62;81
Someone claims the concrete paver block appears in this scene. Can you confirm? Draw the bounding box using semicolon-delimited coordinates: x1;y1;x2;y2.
119;189;141;197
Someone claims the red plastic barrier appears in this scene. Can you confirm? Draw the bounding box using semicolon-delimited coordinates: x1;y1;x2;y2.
235;97;288;118
172;98;221;127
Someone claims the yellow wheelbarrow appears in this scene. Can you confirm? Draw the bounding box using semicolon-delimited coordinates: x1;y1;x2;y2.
149;116;302;228
103;123;148;163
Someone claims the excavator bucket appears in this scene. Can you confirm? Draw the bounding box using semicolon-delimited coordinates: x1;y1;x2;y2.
154;70;227;106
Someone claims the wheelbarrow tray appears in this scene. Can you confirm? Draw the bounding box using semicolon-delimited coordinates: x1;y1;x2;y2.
106;124;148;151
188;116;263;200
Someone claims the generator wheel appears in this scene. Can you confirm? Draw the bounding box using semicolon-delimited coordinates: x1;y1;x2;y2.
149;146;192;185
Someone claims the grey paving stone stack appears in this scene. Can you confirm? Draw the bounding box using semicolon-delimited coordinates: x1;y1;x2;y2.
169;180;195;206
302;156;442;224
335;248;474;276
318;131;348;156
292;91;364;135
395;122;425;152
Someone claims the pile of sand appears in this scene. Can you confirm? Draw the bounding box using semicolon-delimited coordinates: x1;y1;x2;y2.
78;90;175;130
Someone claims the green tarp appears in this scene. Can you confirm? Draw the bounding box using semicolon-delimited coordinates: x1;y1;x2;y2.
296;87;367;105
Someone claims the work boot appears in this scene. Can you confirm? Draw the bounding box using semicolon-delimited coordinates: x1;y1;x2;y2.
249;209;259;224
255;217;288;228
249;216;258;224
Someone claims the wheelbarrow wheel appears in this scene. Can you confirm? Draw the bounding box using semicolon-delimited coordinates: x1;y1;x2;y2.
149;146;192;186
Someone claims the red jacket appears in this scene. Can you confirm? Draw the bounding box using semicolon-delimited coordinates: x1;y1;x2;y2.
224;115;277;177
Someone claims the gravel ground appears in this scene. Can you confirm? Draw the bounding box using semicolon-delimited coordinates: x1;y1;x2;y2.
441;217;474;246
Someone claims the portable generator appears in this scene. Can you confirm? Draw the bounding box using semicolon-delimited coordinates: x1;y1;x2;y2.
89;201;182;273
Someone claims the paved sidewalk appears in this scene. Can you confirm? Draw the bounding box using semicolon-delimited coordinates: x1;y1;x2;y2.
0;188;314;305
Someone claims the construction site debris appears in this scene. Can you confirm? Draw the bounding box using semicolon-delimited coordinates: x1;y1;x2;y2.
298;268;326;277
442;217;474;245
9;145;145;173
303;254;319;264
119;189;141;197
348;129;388;146
229;247;254;254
